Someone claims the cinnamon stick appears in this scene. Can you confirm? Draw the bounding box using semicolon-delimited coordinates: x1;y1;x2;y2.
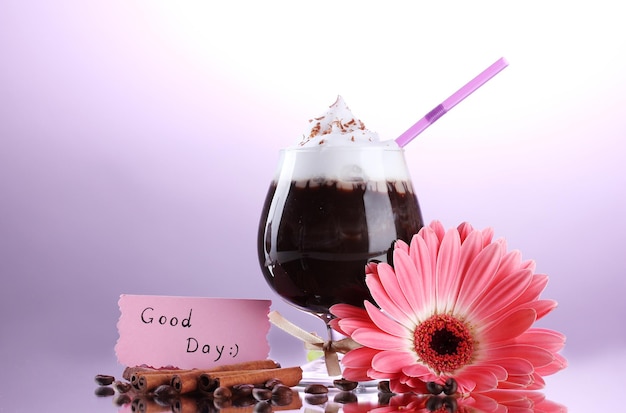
128;359;281;393
170;371;202;394
213;367;302;389
134;372;177;393
202;359;280;373
124;366;191;381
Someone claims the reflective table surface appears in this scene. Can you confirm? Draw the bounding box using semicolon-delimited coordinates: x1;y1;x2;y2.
4;347;625;413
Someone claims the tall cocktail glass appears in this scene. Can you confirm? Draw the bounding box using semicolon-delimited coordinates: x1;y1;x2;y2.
257;144;423;381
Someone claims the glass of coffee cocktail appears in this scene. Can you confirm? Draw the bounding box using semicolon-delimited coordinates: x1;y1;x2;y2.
257;97;423;379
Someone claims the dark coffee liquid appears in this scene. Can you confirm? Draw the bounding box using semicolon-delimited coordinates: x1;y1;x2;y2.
258;179;423;314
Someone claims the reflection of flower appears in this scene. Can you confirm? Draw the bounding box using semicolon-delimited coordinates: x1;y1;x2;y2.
358;390;567;412
330;221;567;394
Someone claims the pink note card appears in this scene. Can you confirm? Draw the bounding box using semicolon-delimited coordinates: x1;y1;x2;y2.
115;294;272;369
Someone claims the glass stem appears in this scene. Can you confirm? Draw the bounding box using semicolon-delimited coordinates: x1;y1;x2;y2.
318;312;340;343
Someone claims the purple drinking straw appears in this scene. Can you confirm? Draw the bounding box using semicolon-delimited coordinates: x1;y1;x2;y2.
395;57;509;148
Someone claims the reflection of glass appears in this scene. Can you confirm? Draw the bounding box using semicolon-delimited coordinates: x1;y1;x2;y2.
257;145;423;370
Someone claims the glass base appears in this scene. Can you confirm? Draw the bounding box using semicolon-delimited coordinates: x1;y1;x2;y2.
297;357;379;389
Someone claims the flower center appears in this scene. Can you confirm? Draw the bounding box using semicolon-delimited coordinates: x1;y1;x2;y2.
413;314;474;374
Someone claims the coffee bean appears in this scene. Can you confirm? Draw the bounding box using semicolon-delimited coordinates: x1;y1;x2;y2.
114;380;132;393
271;384;293;405
264;378;283;389
443;378;458;395
152;384;179;401
232;384;254;398
213;386;233;400
304;384;328;394
95;374;115;386
252;388;273;401
377;380;392;394
426;381;443;395
333;378;358;391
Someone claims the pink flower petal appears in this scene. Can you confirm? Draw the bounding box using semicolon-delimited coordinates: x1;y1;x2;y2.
336;317;377;337
535;352;568;375
532;299;558;320
481;308;537;343
394;239;409;254
515;328;566;353
392;250;426;320
467;268;533;321
419;225;443;265
497;373;534;389
456;221;475;242
371;350;417;374
456;229;484;282
488;357;535;375
435;228;462;312
377;261;414;321
427;220;446;242
352;327;407;351
364;301;410;338
365;269;411;325
409;233;436;316
341;346;379;369
459;366;501;391
341;367;372;382
454;241;504;313
401;362;433;378
486;344;555;369
330;303;368;320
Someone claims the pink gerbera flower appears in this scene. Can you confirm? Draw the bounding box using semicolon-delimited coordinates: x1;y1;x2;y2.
330;221;567;394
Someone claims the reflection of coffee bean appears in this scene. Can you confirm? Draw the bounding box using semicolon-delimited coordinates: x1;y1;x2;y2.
212;398;232;410
94;386;115;397
334;391;358;404
113;393;132;406
426;396;443;411
234;396;257;407
254;401;272;413
443;396;458;412
305;394;328;405
378;392;393;405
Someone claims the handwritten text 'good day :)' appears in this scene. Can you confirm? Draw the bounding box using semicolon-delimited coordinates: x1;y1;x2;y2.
140;306;240;362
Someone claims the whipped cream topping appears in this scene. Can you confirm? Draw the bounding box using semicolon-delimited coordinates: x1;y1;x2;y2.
298;96;382;147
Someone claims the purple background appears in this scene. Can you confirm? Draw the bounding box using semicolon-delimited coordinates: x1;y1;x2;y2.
1;1;625;412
